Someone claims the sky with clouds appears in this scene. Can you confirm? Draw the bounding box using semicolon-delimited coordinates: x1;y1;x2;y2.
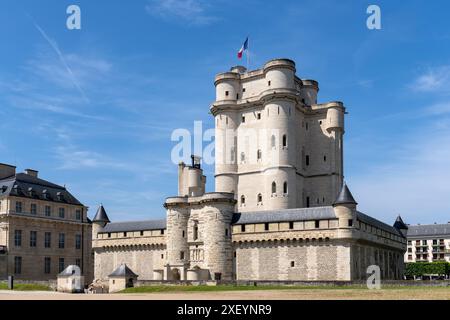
0;0;449;225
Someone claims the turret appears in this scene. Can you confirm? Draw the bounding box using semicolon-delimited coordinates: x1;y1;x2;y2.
178;155;206;197
393;215;408;237
92;205;110;239
333;182;357;228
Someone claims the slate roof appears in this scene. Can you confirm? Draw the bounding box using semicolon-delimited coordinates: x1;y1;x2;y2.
0;173;83;206
108;264;138;278
356;211;402;236
406;224;450;238
100;219;167;233
93;205;110;223
232;206;336;225
333;182;357;206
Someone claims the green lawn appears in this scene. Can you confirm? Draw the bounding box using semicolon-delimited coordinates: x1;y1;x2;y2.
0;282;52;291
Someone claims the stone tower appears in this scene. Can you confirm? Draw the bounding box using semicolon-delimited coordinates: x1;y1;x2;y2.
211;59;345;212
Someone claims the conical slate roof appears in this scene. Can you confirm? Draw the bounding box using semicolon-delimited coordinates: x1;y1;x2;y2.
393;215;408;230
93;205;110;223
333;182;357;206
108;264;138;278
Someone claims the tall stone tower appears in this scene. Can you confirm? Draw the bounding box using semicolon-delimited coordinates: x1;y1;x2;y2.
211;59;345;212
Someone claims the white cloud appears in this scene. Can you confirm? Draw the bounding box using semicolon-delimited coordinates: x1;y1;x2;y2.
145;0;216;25
411;65;450;93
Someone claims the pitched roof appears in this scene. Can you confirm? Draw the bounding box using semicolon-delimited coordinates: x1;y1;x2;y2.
232;206;336;225
58;265;81;277
0;173;83;206
393;215;408;230
333;182;357;206
356;211;403;236
406;224;450;238
93;205;110;223
108;264;138;278
100;218;166;233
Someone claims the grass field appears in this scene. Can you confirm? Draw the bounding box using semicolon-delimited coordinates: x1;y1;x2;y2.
0;282;52;291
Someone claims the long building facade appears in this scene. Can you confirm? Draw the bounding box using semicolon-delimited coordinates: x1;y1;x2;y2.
92;58;407;282
0;164;92;282
405;223;450;263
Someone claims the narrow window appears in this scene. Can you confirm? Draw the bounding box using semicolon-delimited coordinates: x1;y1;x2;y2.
291;261;295;267
14;256;22;274
75;234;82;249
140;231;144;236
225;91;229;96
306;155;310;166
348;219;353;227
193;223;198;240
257;193;262;203
182;230;185;238
75;209;82;220
180;251;185;260
283;182;288;194
319;120;322;125
59;258;65;273
108;233;111;238
282;135;287;147
44;232;51;248
58;207;65;218
242;115;245;123
306;197;310;208
161;229;165;235
271;135;276;148
236;93;239;99
241;224;246;232
257;113;261;120
257;149;262;160
30;231;37;247
14;230;22;247
44;257;51;274
315;220;320;228
272;182;277;194
161;254;164;259
45;205;51;217
324;155;327;162
225;228;228;236
241;195;246;205
58;233;65;249
264;223;269;231
123;232;127;237
242;88;246;92
15;201;22;213
289;222;294;230
30;204;37;215
306;122;309;130
268;80;271;86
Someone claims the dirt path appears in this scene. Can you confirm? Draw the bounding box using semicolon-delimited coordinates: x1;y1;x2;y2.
0;288;449;300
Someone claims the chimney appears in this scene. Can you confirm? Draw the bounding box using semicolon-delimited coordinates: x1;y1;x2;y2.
25;169;38;178
0;163;16;180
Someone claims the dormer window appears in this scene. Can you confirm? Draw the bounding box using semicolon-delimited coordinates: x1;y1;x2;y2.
56;192;65;202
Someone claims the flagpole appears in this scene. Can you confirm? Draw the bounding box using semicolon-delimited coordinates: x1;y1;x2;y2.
246;37;250;70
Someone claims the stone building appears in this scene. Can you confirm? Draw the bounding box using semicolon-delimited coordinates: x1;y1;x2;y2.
92;58;407;282
404;223;450;263
0;164;92;282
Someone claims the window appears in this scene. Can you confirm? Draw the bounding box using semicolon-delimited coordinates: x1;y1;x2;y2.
268;80;271;86
108;233;111;238
236;93;239;99
264;223;269;231
407;240;412;245
58;233;65;249
422;240;427;245
225;91;229;96
408;255;412;261
75;209;82;220
348;219;353;227
257;113;261;120
14;230;22;247
75;234;82;250
242;115;246;123
14;256;22;274
324;155;327;162
242;88;246;92
30;231;37;247
123;232;127;237
257;149;262;160
272;182;276;194
16;201;22;213
193;223;199;241
241;195;246;205
289;222;294;230
282;135;287;147
225;228;228;236
315;220;320;228
182;230;185;238
306;155;310;166
45;205;51;217
257;193;262;203
161;254;164;259
44;232;51;248
140;231;144;236
180;251;185;260
59;258;65;273
283;182;288;194
30;203;37;215
58;207;65;218
408;248;412;253
161;229;165;235
306;197;310;208
271;135;276;148
75;259;81;268
290;261;295;267
44;257;51;274
241;225;246;232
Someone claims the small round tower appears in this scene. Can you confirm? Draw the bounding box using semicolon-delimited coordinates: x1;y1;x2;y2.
92;204;110;239
333;182;357;229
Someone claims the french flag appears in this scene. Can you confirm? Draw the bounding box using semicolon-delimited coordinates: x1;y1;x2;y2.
237;37;248;59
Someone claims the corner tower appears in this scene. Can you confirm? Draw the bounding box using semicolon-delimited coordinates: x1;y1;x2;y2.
211;58;345;212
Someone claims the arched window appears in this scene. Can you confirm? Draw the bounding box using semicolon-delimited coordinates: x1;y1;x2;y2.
271;135;276;148
257;193;262;203
272;182;277;194
282;134;287;147
241;195;246;205
257;149;262;160
283;181;288;194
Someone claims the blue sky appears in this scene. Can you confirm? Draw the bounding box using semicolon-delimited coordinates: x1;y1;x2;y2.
1;0;449;224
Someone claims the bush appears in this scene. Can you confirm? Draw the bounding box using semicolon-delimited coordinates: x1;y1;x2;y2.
405;262;450;277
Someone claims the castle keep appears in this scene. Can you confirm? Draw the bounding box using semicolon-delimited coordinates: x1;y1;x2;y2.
92;59;407;282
